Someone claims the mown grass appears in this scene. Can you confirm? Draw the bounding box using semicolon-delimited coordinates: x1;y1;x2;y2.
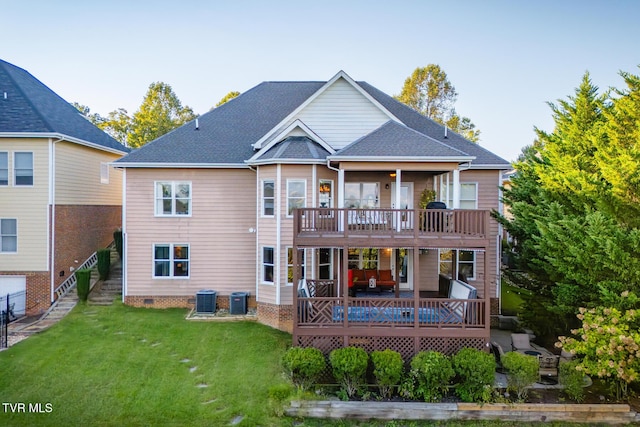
0;302;291;426
501;279;531;316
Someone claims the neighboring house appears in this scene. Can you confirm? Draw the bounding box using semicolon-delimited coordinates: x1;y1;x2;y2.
116;71;510;357
0;59;129;316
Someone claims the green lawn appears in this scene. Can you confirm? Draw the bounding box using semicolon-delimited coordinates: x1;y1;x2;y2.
0;303;291;426
501;279;531;316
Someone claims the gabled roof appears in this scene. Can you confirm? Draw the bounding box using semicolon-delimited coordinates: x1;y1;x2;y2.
0;59;128;154
331;121;473;162
251;136;331;165
356;81;510;168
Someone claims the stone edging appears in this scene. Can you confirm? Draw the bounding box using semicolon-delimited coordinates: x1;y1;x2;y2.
286;400;638;424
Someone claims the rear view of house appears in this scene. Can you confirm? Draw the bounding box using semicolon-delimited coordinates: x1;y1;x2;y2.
116;71;509;357
0;59;129;316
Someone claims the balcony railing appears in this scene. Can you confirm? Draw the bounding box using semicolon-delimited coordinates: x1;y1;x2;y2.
295;208;488;238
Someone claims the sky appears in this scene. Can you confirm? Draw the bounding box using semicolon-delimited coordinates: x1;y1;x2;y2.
2;0;639;162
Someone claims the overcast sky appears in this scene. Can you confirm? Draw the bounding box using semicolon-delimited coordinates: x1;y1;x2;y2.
3;0;639;162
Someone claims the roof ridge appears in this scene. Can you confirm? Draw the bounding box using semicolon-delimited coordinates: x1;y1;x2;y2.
0;60;55;132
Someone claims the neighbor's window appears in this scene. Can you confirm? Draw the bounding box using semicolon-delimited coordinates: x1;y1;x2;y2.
439;249;475;281
0;152;8;186
153;244;189;278
287;247;306;285
287;180;306;216
262;247;274;283
262;180;274;216
155;182;191;216
14;152;33;186
0;219;17;253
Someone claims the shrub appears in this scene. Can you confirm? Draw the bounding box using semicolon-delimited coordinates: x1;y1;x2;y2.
267;383;294;416
501;351;539;400
97;248;111;281
405;351;454;402
451;347;495;402
329;346;368;398
370;349;404;399
559;360;585;402
282;347;326;391
113;229;123;260
75;268;92;302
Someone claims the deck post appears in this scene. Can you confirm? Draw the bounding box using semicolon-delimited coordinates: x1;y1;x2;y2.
342;244;349;347
413;245;421;354
484;246;491;350
293;240;299;341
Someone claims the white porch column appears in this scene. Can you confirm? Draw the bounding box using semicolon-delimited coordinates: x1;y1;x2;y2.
338;168;345;232
452;169;461;209
395;169;401;232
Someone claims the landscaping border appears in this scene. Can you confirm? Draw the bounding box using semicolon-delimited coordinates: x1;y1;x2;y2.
287;401;638;425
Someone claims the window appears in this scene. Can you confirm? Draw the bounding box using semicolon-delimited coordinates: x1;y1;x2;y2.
287;247;305;284
445;182;477;209
287;180;305;216
153;244;189;278
439;249;475;281
345;183;379;208
262;247;274;283
0;219;17;253
318;248;332;280
318;180;333;208
348;248;378;270
14;152;33;186
155;182;191;216
100;163;110;184
0;152;7;186
262;180;274;216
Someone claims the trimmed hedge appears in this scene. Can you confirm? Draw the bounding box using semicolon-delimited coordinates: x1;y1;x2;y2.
75;269;92;302
329;346;368;398
97;248;111;281
282;347;326;391
451;347;495;402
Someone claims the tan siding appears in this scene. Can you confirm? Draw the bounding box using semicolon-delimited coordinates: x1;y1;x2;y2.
418;251;440;292
296;78;390;149
125;168;257;297
0;138;49;271
341;161;459;172
55;142;123;205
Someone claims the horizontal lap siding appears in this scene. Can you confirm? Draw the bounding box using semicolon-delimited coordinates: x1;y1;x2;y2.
125;169;256;297
296;78;390;150
0;138;49;271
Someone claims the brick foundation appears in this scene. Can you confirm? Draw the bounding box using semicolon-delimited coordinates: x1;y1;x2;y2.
125;294;258;311
257;302;294;333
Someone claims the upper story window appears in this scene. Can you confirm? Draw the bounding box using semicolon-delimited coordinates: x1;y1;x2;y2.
0;152;7;186
153;244;189;278
445;182;478;209
14;152;33;186
287;180;306;216
345;183;379;208
319;180;333;208
262;180;274;216
155;182;191;216
0;219;17;253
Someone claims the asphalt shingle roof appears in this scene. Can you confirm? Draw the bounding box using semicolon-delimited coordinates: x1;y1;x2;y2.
0;59;128;153
334;121;470;159
256;136;331;161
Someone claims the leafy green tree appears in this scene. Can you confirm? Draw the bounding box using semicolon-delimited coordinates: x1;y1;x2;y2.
72;102;105;127
395;64;480;142
213;91;240;109
100;108;132;144
128;82;198;148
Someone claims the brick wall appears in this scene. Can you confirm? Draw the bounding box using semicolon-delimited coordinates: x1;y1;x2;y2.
0;272;50;316
125;294;258;311
257;302;293;333
53;205;121;290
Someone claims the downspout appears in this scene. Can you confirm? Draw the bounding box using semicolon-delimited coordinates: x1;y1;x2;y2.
121;168;127;302
248;165;259;302
49;138;64;304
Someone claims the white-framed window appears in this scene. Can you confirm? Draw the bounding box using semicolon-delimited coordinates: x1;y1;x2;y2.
0;219;17;253
287;179;306;216
262;180;274;216
14;152;33;186
155;182;191;216
345;182;379;208
153;244;189;278
100;163;110;184
318;248;333;280
445;182;478;209
262;246;274;284
287;247;306;285
0;152;8;186
347;248;378;270
318;179;333;208
439;249;476;281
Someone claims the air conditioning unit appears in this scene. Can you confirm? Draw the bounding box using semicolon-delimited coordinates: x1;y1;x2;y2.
196;290;217;313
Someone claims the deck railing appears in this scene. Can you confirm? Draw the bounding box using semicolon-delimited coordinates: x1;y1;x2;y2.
295;208;488;238
296;296;485;329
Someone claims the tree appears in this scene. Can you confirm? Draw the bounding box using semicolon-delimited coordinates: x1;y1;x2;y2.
100;108;132;145
213;91;240;109
72;102;105;127
395;64;480;142
127;82;198;148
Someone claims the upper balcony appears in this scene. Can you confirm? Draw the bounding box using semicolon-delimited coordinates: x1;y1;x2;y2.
293;208;491;249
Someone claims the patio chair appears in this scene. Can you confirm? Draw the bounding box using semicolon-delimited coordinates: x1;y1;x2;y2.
510;333;535;352
490;341;508;374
